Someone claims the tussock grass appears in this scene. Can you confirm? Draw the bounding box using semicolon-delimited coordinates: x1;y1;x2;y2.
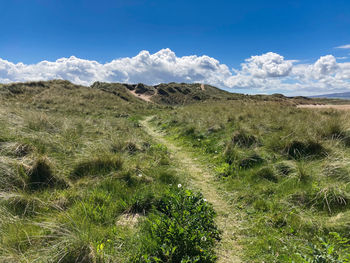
28;157;67;190
71;155;123;179
154;99;350;261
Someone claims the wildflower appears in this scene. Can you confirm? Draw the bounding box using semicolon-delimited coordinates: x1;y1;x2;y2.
198;139;201;141
201;236;207;242
203;198;207;202
215;150;218;154
138;173;142;177
178;184;182;188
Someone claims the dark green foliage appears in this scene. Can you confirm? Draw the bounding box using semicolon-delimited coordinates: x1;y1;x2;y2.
156;169;179;185
59;245;95;263
275;161;294;176
71;155;123;179
27;157;66;190
298;233;350;263
129;190;155;214
284;140;326;159
238;153;264;169
135;188;220;263
255;167;278;182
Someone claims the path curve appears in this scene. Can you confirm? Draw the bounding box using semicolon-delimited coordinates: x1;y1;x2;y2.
140;116;242;263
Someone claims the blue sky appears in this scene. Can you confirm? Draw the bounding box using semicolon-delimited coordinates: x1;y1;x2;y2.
0;0;350;95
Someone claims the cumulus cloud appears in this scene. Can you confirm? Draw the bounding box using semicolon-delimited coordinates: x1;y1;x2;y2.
0;49;232;88
0;48;350;95
241;52;293;78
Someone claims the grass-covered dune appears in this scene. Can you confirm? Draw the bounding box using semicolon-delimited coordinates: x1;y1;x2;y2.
154;100;350;262
1;80;350;262
0;80;220;262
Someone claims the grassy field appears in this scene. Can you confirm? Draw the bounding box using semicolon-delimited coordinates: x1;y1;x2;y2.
153;100;350;262
1;80;350;262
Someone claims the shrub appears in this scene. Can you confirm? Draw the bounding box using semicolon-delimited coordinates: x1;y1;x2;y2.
71;155;123;179
134;187;220;262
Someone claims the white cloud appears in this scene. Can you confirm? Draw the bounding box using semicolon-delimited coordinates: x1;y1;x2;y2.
241;52;293;78
0;48;350;95
336;44;350;49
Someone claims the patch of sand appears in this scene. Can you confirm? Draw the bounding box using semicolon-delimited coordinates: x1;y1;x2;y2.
129;89;153;102
297;104;350;110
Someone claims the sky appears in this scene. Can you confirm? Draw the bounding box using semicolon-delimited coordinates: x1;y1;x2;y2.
0;0;350;95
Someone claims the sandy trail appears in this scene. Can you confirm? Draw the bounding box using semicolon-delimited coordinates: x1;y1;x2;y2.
129;89;153;102
140;116;242;263
297;104;350;110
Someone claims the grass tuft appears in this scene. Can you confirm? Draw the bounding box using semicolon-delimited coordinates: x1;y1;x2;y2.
27;157;66;190
71;155;123;179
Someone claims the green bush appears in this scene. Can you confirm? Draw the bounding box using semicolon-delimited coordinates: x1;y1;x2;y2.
134;187;220;263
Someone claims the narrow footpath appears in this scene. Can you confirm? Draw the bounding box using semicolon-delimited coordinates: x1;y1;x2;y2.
140;116;242;263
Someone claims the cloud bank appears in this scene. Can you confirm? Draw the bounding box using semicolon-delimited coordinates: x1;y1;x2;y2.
0;48;350;95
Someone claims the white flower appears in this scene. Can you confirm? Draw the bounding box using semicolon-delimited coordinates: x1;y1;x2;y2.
138;174;142;177
201;236;207;242
177;184;182;188
203;199;207;202
197;139;201;141
215;151;218;153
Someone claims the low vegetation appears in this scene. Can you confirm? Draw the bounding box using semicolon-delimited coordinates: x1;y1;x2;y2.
1;80;350;262
154;100;350;262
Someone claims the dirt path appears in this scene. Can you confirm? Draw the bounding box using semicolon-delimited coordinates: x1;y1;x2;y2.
140;116;242;263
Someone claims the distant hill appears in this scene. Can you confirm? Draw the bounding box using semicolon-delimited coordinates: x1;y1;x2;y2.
1;79;348;106
310;92;350;100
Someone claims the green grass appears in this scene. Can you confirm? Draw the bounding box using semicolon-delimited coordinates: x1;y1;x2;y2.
0;81;221;262
1;80;350;262
154;100;350;262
